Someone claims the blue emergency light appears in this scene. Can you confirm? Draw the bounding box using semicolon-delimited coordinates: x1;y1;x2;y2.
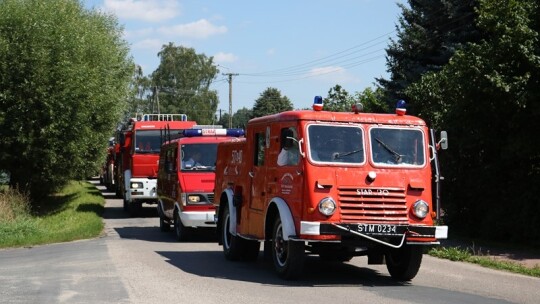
396;99;407;116
313;96;324;111
183;128;245;137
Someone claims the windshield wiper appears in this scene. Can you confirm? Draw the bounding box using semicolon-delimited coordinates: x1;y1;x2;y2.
375;137;402;162
333;149;362;159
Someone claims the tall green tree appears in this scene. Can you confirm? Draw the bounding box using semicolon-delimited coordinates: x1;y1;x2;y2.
407;0;540;242
0;0;133;200
378;0;479;114
252;87;293;118
151;43;219;124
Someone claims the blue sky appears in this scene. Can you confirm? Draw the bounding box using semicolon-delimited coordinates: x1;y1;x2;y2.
84;0;405;114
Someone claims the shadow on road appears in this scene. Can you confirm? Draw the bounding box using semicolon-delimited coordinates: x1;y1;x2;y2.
114;226;217;243
156;250;406;287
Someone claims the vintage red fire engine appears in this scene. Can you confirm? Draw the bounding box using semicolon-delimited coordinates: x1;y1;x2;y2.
213;97;448;281
157;127;245;241
115;113;197;216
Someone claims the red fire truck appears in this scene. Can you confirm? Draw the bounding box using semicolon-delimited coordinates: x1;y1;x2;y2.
115;113;197;216
100;137;116;190
213;97;448;281
156;128;245;241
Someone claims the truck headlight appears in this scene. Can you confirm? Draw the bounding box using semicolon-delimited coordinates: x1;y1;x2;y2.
187;195;201;203
318;197;336;216
130;182;143;189
413;200;429;219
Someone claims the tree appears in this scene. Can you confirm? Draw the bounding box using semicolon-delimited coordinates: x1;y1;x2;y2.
217;107;253;129
377;0;480;114
0;0;133;200
252;88;293;118
151;43;219;124
407;0;540;242
323;85;353;112
353;87;391;114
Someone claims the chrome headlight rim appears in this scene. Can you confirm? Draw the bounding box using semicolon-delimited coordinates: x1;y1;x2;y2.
318;197;336;216
413;200;429;219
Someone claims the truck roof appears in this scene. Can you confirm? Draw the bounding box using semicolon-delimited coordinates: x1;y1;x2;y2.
248;110;426;126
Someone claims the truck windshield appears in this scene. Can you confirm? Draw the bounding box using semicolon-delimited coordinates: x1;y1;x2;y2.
370;127;425;167
181;143;218;172
134;130;182;154
307;124;364;164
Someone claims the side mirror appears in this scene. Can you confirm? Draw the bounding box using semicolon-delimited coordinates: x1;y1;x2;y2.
438;131;448;150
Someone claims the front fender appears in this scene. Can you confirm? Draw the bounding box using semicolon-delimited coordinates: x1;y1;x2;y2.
267;197;295;241
222;188;237;236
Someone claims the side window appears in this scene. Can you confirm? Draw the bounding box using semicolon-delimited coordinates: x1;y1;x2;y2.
277;127;299;166
254;132;265;166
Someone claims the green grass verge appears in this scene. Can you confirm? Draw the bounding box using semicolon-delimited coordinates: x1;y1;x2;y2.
0;181;105;249
428;246;540;278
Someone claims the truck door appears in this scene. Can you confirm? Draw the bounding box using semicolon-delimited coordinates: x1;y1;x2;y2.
248;126;268;213
245;125;269;237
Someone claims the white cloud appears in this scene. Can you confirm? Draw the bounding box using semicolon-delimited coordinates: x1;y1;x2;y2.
308;66;361;83
157;19;227;39
103;0;180;22
213;52;238;63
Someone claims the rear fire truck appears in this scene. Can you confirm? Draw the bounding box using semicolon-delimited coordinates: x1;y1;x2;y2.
157;128;244;241
100;137;116;190
213;97;448;281
115;113;197;216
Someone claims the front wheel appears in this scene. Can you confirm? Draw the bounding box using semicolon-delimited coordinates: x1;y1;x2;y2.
385;245;423;281
221;205;245;261
271;217;304;280
174;211;191;241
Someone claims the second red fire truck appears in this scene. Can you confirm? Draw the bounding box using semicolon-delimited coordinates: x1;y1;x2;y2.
213;97;448;281
156;127;245;241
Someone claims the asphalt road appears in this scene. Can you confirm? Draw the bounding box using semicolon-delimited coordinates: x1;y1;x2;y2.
0;180;538;304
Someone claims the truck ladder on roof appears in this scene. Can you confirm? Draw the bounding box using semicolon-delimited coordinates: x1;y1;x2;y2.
139;113;188;121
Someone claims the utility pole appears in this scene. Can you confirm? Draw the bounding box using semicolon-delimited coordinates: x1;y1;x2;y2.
222;73;238;128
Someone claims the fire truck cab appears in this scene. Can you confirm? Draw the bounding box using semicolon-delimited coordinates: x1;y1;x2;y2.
157;128;245;241
214;97;448;281
116;113;197;216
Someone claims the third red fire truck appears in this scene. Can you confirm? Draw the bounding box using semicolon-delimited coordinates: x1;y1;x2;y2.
213;97;448;281
115;113;197;216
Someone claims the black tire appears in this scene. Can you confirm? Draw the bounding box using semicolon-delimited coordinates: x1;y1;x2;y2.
385;245;423;281
174;211;190;241
159;214;171;232
271;217;305;280
123;198;128;212
221;205;244;261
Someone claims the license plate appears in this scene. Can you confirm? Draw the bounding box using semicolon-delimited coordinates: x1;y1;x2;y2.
356;224;397;234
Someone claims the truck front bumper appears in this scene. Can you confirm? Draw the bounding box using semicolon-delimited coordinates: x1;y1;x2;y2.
300;221;448;240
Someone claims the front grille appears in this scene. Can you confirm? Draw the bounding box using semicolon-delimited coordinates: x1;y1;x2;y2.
338;186;408;224
207;193;215;204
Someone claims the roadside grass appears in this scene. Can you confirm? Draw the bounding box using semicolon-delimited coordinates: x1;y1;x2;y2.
0;181;104;249
428;246;540;278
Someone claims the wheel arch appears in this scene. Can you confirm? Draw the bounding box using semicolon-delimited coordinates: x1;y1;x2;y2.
266;197;295;241
218;188;236;236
